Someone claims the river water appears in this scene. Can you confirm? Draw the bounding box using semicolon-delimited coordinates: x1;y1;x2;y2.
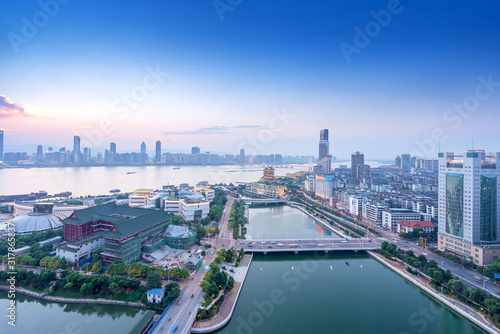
0;165;306;197
248;205;340;239
0;161;385;197
215;252;486;334
0;291;147;334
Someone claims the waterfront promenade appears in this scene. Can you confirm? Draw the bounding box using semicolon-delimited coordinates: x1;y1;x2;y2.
369;251;500;334
192;254;252;333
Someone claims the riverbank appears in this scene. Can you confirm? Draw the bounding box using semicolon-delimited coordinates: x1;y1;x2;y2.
368;251;500;334
0;285;145;308
191;253;253;333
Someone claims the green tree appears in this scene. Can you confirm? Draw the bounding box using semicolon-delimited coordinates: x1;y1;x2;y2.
80;283;94;295
64;282;74;290
146;272;162;289
91;261;103;273
39;256;51;268
109;282;120;295
92;247;102;263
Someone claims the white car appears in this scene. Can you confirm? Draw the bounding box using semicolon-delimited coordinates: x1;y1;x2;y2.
270;241;276;244
261;242;267;244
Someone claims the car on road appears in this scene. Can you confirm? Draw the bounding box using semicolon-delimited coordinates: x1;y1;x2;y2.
271;241;276;244
277;243;284;247
253;242;258;245
172;324;179;332
210;251;213;255
261;241;267;244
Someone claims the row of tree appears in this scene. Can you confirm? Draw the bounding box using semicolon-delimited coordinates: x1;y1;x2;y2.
0;229;63;256
228;200;246;239
380;241;500;321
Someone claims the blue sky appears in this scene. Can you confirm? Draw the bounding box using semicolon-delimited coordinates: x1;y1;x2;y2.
0;0;499;159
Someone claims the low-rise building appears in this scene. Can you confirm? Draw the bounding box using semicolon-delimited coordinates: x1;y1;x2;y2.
396;220;437;234
146;289;165;304
164;225;197;249
382;208;425;231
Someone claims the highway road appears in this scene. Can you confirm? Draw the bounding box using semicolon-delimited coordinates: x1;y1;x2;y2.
152;195;237;333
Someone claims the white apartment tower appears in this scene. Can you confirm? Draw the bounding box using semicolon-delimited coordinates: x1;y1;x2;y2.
438;151;500;265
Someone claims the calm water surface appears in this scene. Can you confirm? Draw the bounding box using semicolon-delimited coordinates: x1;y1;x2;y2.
0;291;147;334
215;252;486;334
248;206;340;239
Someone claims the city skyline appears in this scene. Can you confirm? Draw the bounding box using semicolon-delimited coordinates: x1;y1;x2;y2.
1;1;500;159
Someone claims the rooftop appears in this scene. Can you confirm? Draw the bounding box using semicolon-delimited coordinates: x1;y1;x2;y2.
164;225;195;238
147;288;165;296
397;220;436;228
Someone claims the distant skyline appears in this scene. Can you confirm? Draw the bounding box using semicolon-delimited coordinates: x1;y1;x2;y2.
1;1;500;159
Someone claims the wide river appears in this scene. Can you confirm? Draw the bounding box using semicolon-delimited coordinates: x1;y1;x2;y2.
0;161;385;197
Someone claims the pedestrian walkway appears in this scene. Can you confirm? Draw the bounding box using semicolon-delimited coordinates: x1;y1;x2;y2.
192;254;252;332
369;252;500;334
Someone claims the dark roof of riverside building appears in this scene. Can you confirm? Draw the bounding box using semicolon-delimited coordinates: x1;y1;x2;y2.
63;202;171;239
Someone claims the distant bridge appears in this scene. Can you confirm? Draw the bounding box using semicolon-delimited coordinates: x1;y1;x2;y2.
241;197;287;206
239;238;379;253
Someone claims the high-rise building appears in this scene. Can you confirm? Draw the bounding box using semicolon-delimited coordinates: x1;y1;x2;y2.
140;142;146;155
395;155;402;169
351;151;364;176
110;142;117;154
191;146;201;154
437;151;500;266
155;140;161;163
83;147;91;163
239;149;245;163
318;129;329;160
73;136;81;163
401;154;411;170
36;145;43;162
0;130;3;161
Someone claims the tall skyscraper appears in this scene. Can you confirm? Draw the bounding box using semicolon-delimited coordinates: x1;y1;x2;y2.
155;140;161;163
318;129;329;160
395;155;402;169
140;142;146;155
37;145;43;162
351;151;364;176
239;148;245;163
0;130;3;161
110;142;116;154
401;153;411;170
437;151;500;266
73;135;81;163
83;147;91;163
191;146;201;154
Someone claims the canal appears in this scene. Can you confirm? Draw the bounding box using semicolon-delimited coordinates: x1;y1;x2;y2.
248;205;341;240
215;252;486;334
0;291;147;334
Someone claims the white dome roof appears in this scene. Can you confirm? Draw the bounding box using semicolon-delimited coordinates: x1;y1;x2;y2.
9;213;63;234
